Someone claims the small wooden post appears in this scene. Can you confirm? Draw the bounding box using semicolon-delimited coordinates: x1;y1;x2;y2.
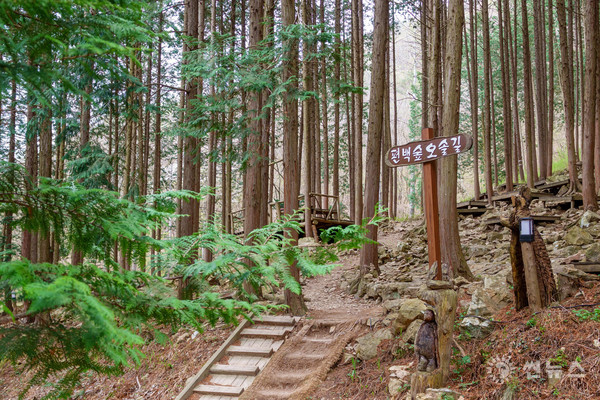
521;241;543;312
422;128;442;280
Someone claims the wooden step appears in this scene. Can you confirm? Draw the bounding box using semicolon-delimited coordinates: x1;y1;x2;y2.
227;345;274;357
193;384;244;396
210;364;260;376
301;337;334;344
286;352;326;361
571;262;600;274
254;315;296;326
241;327;292;339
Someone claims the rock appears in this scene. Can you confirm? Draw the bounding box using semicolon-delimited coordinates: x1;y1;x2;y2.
383;299;404;312
467;289;493;316
426;280;454;290
391;298;428;335
396;242;410;253
402;319;423;344
460;316;493;338
356;328;394;361
554;265;599;301
487;231;505;243
388;364;412;397
466;245;488;259
415;388;464;400
340;352;355;365
565;226;594;246
453;276;470;287
585;243;600;263
501;385;517;400
485;279;512;311
580;210;600;228
545;232;560;244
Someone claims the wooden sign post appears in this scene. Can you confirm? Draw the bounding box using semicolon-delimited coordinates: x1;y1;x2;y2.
385;128;473;280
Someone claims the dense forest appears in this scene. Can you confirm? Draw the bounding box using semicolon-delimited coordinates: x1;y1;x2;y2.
1;0;600;398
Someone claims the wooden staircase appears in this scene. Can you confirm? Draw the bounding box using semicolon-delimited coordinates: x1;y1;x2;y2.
175;315;297;400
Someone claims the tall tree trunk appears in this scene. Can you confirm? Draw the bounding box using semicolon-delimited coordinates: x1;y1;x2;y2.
302;0;314;236
482;0;494;202
440;0;473;281
498;0;513;191
72;74;93;266
521;0;537;188
38;109;52;263
179;0;200;299
204;0;218;263
360;0;387;275
467;0;480;199
344;7;355;221
391;5;398;218
333;0;341;200
547;0;555;176
533;0;549;180
153;7;164;249
243;0;265;244
282;0;306;315
557;0;580;193
320;0;329;209
582;0;598;210
511;0;524;183
352;0;363;223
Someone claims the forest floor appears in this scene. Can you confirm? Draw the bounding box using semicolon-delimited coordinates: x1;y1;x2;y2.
3;199;600;400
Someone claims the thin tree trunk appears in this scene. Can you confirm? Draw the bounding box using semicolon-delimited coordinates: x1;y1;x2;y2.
582;0;598;210
482;0;494;201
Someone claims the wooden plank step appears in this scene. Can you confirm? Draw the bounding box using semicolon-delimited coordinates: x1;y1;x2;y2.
226;345;274;357
286;352;326;361
193;384;244;396
301;337;334;344
457;208;487;215
457;200;488;209
241;327;292;339
254;315;296;326
210;364;260;376
571;262;600;274
486;215;560;226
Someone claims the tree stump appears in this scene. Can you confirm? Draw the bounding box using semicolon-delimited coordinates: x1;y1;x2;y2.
500;187;558;311
410;282;457;399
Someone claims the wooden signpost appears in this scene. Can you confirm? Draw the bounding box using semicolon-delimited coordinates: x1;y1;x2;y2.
385;128;473;279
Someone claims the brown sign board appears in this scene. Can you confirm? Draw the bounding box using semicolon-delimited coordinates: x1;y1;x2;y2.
385;134;473;167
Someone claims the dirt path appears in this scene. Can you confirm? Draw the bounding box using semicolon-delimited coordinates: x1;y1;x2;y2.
238;252;384;400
